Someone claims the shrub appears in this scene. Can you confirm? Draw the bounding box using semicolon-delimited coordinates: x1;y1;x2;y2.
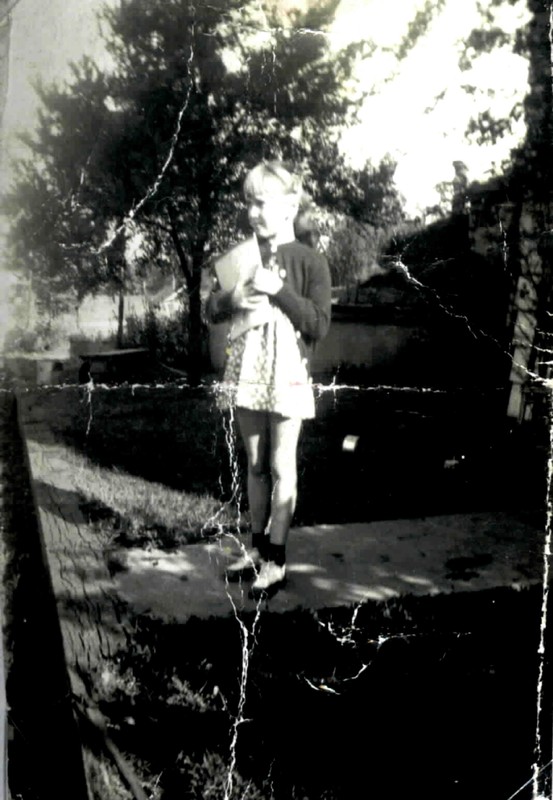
177;752;272;800
124;309;188;367
4;318;70;353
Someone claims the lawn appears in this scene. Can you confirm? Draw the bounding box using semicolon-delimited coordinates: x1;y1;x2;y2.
31;385;245;547
30;381;548;535
75;456;241;546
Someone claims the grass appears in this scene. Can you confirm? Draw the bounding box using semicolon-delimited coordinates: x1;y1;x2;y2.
26;383;549;532
22;386;243;545
46;385;238;498
74;458;242;546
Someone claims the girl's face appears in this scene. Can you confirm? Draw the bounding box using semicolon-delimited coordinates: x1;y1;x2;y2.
246;176;299;241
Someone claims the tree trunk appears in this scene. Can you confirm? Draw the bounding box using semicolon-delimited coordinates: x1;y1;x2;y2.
187;256;205;386
167;207;209;385
117;289;125;348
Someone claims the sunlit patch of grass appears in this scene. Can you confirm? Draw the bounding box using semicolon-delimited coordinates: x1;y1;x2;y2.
71;453;242;546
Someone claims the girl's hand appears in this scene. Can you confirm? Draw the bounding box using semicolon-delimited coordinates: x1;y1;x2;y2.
251;268;283;296
231;281;269;311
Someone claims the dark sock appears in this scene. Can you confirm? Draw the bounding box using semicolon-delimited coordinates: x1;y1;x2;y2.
252;532;268;559
268;543;286;567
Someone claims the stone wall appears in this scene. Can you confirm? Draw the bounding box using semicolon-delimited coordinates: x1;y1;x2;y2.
311;308;419;375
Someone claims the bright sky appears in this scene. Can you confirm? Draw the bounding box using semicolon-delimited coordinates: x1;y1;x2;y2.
0;0;531;218
0;0;114;188
329;0;531;215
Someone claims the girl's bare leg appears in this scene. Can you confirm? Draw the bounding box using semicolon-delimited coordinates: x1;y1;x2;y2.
268;414;302;546
236;408;271;535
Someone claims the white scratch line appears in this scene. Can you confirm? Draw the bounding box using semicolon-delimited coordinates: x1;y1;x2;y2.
507;760;552;800
531;9;553;797
531;395;553;797
84;378;94;438
95;36;196;255
218;391;266;800
303;676;340;694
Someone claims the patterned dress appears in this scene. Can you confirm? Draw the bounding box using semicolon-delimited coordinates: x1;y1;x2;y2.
216;247;315;420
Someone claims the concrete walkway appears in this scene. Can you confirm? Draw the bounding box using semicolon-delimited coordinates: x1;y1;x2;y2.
114;510;544;621
17;386;546;629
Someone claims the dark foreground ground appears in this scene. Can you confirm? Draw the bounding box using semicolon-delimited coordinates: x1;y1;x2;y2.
92;584;546;800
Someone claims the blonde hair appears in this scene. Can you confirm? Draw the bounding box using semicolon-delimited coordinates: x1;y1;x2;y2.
243;161;302;199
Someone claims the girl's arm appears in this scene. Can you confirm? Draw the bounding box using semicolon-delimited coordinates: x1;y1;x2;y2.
272;254;332;341
206;277;269;323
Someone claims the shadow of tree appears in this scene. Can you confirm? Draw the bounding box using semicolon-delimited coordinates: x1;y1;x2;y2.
88;585;545;800
34;479;91;523
20;383;550;532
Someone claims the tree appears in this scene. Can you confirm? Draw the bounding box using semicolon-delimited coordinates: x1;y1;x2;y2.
3;0;373;377
311;158;406;294
2;0;420;379
1;59;143;321
99;0;375;381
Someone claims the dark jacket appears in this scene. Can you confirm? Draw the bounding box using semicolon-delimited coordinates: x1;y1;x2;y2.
207;240;332;367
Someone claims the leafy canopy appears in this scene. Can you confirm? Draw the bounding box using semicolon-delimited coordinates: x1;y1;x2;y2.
3;0;378;314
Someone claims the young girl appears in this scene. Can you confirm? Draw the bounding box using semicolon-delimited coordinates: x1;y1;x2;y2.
207;161;332;595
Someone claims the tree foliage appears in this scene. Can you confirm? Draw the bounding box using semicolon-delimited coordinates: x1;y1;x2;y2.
4;0;412;375
459;0;531;149
316;158;406;292
4;0;405;376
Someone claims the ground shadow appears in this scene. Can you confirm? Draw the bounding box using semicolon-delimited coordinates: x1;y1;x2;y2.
91;584;546;800
20;383;550;527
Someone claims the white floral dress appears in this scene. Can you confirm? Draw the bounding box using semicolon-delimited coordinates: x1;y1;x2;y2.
216;252;315;420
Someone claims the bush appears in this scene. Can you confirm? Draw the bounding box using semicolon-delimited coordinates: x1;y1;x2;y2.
177;752;272;800
4;318;70;353
124;309;188;367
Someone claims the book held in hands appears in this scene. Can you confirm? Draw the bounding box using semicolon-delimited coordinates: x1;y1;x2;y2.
213;236;272;339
